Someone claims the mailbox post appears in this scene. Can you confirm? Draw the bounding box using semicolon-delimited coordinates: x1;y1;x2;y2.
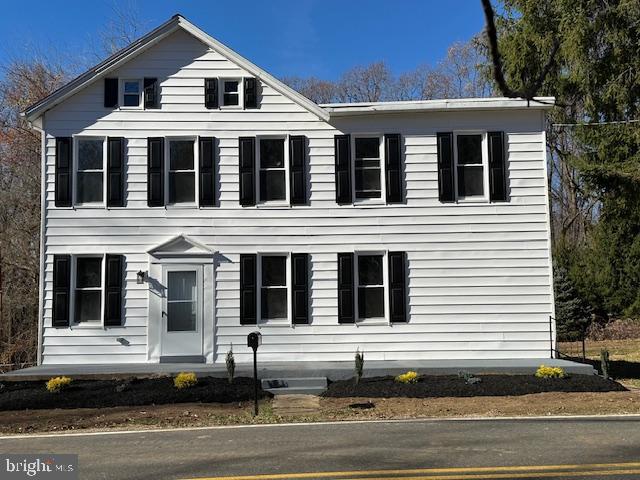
247;331;262;416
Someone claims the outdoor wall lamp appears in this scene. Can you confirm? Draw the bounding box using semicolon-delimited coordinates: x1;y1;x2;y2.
136;270;147;284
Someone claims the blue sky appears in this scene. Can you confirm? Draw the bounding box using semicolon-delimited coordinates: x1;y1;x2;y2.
0;0;485;80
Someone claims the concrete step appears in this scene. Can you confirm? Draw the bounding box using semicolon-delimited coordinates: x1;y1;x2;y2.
262;377;327;396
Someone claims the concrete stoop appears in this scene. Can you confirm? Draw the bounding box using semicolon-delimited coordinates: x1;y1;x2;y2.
271;394;321;416
261;377;328;396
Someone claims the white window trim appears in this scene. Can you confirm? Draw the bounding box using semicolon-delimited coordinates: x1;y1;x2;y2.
69;254;106;329
453;130;490;203
220;77;243;109
256;252;291;326
165;137;199;208
73;136;107;209
256;135;290;206
351;134;386;205
119;79;143;110
354;250;390;326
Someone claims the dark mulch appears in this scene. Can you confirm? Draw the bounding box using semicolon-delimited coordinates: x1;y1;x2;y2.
0;377;271;411
323;374;627;398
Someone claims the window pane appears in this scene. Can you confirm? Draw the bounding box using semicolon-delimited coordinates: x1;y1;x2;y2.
75;290;101;323
76;257;102;288
167;271;197;301
355;168;381;198
223;94;239;106
358;255;383;285
259;170;286;201
124;81;139;94
358;286;384;319
458;165;484;197
77;172;103;203
260;139;285;168
123;94;139;107
78;139;103;170
261;288;287;319
224;81;238;93
262;256;286;286
355;137;380;159
169;141;194;170
457;135;482;165
169;172;195;203
167;302;197;332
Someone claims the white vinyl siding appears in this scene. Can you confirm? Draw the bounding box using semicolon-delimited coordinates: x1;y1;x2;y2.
39;28;554;364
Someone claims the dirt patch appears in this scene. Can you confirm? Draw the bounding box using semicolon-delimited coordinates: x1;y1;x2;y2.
323;374;626;398
0;376;270;411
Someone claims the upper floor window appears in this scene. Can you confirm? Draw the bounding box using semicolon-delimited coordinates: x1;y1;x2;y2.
222;79;240;107
74;256;103;324
168;139;196;205
258;137;288;203
455;133;488;200
354;136;383;201
75;138;105;205
121;79;142;108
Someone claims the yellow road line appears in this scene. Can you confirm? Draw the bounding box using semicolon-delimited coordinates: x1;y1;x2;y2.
181;462;640;480
339;469;640;480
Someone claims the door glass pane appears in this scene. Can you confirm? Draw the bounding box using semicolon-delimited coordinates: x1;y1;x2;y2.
167;271;196;301
167;302;197;332
261;288;287;319
77;172;104;203
169;172;195;203
358;286;384;318
75;290;101;323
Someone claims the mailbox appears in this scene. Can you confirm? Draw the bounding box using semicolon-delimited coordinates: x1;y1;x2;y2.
247;331;262;351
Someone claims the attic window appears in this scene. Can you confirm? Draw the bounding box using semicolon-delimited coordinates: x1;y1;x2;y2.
222;79;240;107
122;80;142;108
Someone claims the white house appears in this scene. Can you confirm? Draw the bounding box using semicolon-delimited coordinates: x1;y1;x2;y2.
24;15;557;366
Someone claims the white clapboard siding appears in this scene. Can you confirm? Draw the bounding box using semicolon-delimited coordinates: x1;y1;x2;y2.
39;28;554;364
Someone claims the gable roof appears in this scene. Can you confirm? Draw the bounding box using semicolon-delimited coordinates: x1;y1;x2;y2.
147;233;214;257
23;14;329;122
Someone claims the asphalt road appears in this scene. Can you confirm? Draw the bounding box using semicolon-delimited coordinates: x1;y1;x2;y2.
1;416;640;480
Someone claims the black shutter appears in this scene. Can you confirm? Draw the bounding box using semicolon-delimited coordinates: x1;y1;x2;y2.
388;252;407;323
244;77;258;109
240;254;257;325
334;134;352;204
52;255;71;327
55;137;72;207
144;78;159;109
204;78;218;109
199;137;215;207
239;137;256;206
104;255;124;326
104;78;118;108
337;253;355;323
107;137;124;207
289;135;306;205
147;137;164;207
488;131;507;201
437;132;455;202
55;137;73;207
385;133;402;203
292;253;309;324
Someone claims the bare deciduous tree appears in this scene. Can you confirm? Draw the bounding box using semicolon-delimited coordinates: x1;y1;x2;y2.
336;62;393;103
282;76;338;104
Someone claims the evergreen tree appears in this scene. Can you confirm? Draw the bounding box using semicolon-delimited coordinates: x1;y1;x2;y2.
553;265;592;341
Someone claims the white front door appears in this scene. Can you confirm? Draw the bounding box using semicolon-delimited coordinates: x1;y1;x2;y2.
161;265;203;358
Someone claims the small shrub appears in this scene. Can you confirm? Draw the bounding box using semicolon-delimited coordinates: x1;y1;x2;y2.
174;372;198;390
354;350;364;384
395;371;419;384
535;365;566;379
601;349;611;379
458;370;481;385
45;376;72;393
226;348;235;384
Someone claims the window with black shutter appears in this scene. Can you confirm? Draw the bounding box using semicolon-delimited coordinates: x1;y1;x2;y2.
239;137;256;206
437;132;455;202
289;135;306;205
104;78;118;108
74;256;103;324
244;77;258;109
199;137;216;206
291;253;309;324
488;131;507;201
55;137;72;207
147;137;164;207
52;255;71;327
240;254;257;325
385;134;403;203
104;255;124;326
204;78;218;109
107;137;124;207
337;253;355;323
388;252;407;323
144;78;159;109
334;135;352;204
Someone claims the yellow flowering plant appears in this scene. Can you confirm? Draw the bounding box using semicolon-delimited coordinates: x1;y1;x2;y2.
45;376;72;393
174;372;198;389
395;371;420;384
535;365;566;379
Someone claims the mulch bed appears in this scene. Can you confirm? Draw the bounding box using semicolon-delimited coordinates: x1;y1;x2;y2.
323;374;627;398
0;376;271;411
